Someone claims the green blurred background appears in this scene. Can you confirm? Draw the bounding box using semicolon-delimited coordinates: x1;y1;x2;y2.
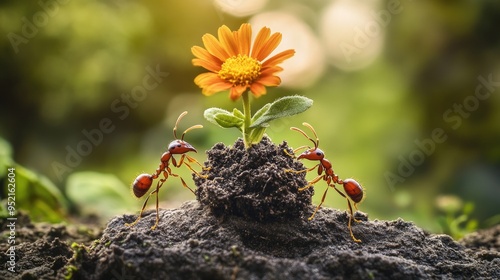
1;0;499;237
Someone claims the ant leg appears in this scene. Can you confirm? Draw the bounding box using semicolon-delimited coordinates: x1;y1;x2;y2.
285;164;319;174
331;185;361;223
125;191;154;227
346;199;361;243
162;166;195;194
284;145;310;158
185;155;210;170
171;155;182;168
151;170;170;230
298;174;323;191
308;185;330;220
185;155;210;177
126;177;165;228
183;161;208;179
152;182;161;230
331;184;361;242
179;176;195;195
172;154;209;175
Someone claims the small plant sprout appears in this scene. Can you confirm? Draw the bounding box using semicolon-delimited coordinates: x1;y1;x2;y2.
126;111;207;230
285;122;365;242
192;23;312;148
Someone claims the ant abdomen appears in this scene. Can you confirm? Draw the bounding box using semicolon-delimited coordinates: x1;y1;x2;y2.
133;174;153;198
343;179;364;203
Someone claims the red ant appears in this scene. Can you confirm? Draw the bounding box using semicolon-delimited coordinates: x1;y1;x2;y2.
285;122;365;242
125;111;207;230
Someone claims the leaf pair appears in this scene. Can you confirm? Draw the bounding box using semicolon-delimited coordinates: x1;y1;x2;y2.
204;95;313;146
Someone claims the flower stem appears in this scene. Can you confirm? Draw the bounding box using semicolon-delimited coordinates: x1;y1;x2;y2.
242;91;252;148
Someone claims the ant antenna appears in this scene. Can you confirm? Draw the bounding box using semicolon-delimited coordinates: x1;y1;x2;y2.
290;123;319;149
172;111;203;141
173;111;188;140
302;122;320;149
181;125;203;141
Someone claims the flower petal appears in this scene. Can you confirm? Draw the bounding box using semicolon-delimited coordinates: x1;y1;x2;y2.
193;24;293;100
191;46;222;72
236;23;251;56
261;65;283;75
229;85;247;101
202;33;229;61
254;32;282;61
257;74;281;86
250;27;271;59
204;81;232;96
262;49;295;68
250;82;267;97
194;72;222;87
192;58;220;73
218;25;238;57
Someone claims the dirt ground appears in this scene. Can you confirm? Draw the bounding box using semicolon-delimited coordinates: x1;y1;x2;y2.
1;138;499;279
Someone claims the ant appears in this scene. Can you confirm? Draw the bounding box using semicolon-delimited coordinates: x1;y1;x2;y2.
285;122;365;242
125;111;207;230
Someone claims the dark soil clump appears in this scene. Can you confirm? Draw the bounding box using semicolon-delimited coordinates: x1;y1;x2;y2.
3;138;499;279
0;213;101;280
69;201;499;279
194;137;313;221
66;138;498;279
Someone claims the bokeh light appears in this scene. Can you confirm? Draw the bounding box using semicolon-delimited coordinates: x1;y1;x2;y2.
250;11;325;88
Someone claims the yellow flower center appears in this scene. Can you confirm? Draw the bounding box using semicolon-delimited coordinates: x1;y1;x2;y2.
218;54;261;86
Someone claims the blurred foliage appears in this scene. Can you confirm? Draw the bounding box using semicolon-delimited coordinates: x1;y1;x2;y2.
435;195;478;239
66;171;136;221
1;0;499;232
0;138;67;222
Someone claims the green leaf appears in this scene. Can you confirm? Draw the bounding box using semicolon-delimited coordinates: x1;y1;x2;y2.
251;95;313;128
251;103;271;123
204;107;231;125
232;108;245;120
215;113;244;130
248;127;267;145
204;108;243;130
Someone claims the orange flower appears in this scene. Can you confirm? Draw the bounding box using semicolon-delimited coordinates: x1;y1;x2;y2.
192;23;295;101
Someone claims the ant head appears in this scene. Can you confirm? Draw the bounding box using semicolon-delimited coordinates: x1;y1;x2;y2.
167;140;197;155
298;147;325;161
